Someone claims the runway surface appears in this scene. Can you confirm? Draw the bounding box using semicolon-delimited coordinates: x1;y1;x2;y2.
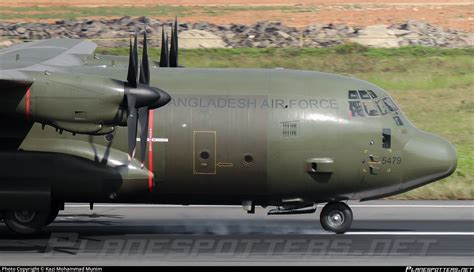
0;200;472;265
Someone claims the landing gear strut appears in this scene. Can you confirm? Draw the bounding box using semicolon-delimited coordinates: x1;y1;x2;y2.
320;202;353;234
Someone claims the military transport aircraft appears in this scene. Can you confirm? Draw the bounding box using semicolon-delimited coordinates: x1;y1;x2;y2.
0;19;457;234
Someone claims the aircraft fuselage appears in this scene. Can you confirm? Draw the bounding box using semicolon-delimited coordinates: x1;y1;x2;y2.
1;67;457;207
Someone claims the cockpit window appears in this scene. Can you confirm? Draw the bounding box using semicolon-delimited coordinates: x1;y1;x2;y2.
362;101;380;116
359;90;371;99
382;128;391;148
348;90;359;99
375;100;388;115
349;101;365;117
393;116;404;126
368;90;378;99
347;90;399;118
383;97;399;112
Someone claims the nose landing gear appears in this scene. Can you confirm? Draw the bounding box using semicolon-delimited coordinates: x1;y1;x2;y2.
320;202;353;234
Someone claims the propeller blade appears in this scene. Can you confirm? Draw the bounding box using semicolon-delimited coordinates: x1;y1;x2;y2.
159;27;169;68
139;28;150;85
127;95;138;160
126;36;137;87
138;107;149;165
133;31;139;83
169;18;178;68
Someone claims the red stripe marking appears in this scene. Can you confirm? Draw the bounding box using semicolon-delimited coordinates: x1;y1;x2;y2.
25;87;31;119
148;109;154;192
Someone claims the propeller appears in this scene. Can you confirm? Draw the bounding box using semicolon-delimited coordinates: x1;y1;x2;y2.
124;29;171;164
159;18;179;68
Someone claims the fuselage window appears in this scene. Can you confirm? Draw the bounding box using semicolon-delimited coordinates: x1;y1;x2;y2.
375;100;388;115
362;101;380;116
348;90;359;99
349;101;365;117
359;90;371;99
244;154;254;164
393;116;404;126
368;90;378;99
199;150;210;160
383;97;399;112
382;128;391;148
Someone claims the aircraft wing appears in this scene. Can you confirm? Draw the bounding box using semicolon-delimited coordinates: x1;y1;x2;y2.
0;38;96;72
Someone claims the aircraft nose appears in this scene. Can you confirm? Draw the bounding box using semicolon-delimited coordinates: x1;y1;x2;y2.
402;132;457;187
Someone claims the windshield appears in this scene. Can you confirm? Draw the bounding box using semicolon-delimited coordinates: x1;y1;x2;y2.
375;100;388;115
382;97;399;112
349;101;365;117
347;90;400;118
362;101;380;116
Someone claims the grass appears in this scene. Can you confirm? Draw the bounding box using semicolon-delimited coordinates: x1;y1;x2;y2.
99;44;474;200
0;6;193;20
0;5;321;21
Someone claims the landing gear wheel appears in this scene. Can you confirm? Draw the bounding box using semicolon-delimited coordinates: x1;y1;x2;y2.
4;210;50;235
46;208;60;225
320;202;353;234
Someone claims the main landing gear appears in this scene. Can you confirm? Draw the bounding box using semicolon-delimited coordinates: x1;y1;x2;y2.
3;205;61;235
320;202;353;234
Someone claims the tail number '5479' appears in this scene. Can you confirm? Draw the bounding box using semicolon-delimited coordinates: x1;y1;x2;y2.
382;157;402;164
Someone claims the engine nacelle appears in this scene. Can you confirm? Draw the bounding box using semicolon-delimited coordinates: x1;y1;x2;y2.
16;72;127;134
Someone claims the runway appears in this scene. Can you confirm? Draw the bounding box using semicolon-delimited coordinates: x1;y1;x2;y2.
0;200;472;265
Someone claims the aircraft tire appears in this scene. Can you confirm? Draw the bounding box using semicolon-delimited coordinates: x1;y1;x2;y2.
4;210;50;235
46;207;60;225
320;202;353;234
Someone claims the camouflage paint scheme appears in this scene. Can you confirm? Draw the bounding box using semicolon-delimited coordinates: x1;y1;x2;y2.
0;39;457;212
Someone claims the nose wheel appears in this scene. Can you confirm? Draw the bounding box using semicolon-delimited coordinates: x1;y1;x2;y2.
320;202;353;234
